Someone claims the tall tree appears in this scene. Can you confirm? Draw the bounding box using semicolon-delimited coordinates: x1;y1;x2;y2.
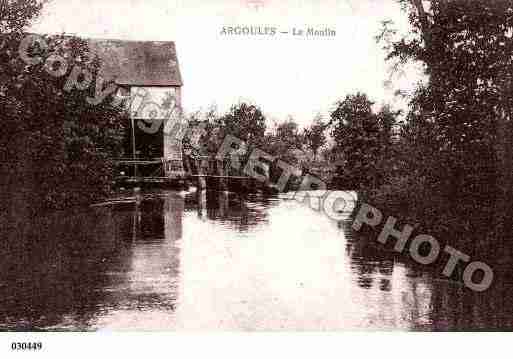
275;117;303;151
0;0;45;234
1;2;125;219
303;115;327;161
381;0;513;255
330;93;392;189
215;102;267;148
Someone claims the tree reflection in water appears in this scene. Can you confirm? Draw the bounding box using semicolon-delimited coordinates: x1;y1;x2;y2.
187;190;272;231
0;190;272;331
0;193;184;331
0;190;511;331
343;219;513;331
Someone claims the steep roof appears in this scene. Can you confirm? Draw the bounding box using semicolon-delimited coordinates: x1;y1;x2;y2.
86;38;183;87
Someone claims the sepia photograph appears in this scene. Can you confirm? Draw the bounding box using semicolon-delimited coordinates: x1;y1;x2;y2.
0;0;512;356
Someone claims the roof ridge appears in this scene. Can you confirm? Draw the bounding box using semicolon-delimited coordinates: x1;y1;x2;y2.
28;32;176;44
83;37;176;45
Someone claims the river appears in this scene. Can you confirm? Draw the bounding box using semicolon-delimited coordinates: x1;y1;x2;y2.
0;190;511;331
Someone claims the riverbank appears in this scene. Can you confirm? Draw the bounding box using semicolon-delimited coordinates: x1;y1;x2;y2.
355;179;513;276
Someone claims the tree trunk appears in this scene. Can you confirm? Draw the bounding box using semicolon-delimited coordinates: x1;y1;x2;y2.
412;0;432;49
491;98;513;261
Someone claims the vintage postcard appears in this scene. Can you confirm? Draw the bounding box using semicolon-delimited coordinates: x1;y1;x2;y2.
0;0;512;356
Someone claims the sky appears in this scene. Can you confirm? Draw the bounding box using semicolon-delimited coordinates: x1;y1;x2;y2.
31;0;419;126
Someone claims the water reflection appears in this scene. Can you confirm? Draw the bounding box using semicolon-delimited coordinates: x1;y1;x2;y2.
189;190;270;230
0;193;185;331
0;191;511;331
344;215;513;331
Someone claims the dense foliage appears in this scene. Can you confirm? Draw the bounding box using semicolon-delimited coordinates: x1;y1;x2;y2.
329;93;396;190
366;0;513;261
185;103;326;189
302;115;327;161
1;1;125;216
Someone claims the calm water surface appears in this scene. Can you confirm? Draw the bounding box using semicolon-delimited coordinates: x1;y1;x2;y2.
0;190;511;331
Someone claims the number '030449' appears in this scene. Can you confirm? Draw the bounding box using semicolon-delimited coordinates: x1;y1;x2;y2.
11;342;42;351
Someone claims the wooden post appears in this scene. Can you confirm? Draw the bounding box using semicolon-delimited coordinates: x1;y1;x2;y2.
197;158;207;191
218;191;228;217
183;154;192;175
131;116;138;178
197;188;207;219
217;158;227;192
198;176;206;191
